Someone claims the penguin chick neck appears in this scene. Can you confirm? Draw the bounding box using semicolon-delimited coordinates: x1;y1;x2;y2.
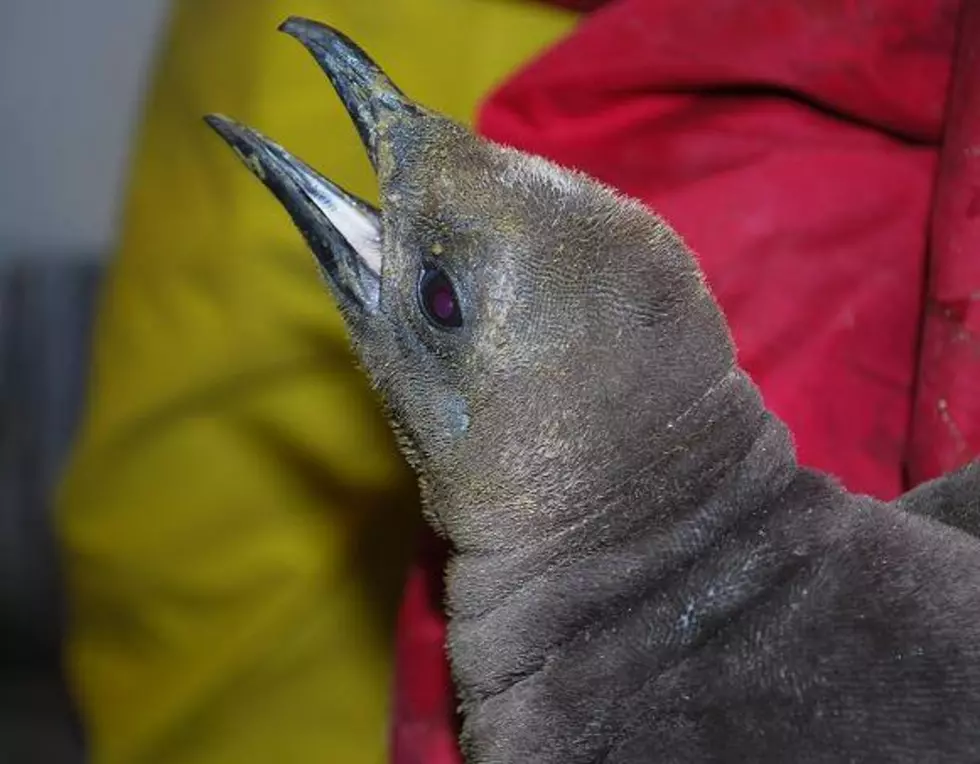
443;366;801;743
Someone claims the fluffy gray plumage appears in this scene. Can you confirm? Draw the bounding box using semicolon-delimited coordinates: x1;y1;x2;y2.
206;18;980;763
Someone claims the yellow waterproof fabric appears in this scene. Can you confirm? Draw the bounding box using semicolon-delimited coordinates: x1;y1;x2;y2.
55;2;574;762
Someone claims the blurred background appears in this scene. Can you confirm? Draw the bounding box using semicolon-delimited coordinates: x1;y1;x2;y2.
1;2;169;761
0;1;169;259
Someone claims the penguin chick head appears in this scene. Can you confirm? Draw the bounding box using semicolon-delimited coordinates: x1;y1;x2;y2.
206;18;736;551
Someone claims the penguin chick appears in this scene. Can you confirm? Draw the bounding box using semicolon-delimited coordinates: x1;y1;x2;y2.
206;18;980;764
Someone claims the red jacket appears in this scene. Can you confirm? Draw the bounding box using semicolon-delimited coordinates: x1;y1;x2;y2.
391;2;980;761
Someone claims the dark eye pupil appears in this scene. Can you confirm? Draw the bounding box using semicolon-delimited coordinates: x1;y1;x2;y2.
418;265;462;329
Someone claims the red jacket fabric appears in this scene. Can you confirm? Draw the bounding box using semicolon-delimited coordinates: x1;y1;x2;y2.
390;2;980;762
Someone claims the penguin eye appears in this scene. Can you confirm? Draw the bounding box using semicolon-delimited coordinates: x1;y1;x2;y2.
417;264;462;329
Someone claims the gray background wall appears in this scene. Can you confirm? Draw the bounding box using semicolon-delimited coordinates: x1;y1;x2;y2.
0;0;171;259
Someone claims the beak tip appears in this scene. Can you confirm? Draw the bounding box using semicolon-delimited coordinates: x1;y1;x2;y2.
278;15;333;46
277;16;303;36
202;113;248;153
202;113;225;131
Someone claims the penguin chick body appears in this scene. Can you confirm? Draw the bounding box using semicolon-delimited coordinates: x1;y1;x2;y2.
207;18;980;763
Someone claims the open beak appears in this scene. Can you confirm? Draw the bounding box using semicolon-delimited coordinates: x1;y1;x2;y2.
204;16;416;315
